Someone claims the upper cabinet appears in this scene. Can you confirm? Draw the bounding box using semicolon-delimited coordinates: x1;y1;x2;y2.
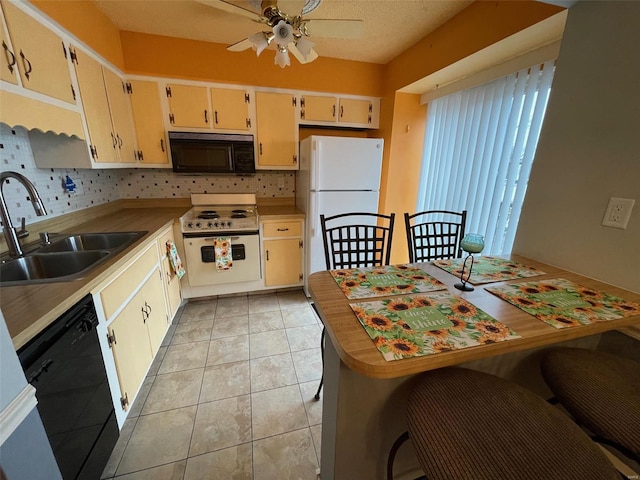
300;95;380;129
129;79;169;165
166;84;209;129
255;91;298;170
1;0;74;103
71;46;137;164
210;87;251;130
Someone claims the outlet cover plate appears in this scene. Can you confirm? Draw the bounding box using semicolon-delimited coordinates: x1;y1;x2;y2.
602;197;635;229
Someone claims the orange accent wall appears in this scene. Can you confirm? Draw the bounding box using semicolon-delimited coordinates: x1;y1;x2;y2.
120;31;383;96
378;93;427;264
383;0;564;92
31;0;124;69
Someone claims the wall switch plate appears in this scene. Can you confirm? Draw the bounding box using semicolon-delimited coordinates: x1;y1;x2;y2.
602;197;635;229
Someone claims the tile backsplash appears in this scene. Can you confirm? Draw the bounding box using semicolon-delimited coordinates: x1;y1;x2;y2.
0;125;295;228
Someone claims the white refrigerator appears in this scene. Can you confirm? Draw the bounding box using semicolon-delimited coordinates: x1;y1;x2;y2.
296;135;384;295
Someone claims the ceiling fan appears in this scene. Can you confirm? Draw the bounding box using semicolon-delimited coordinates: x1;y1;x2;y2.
195;0;364;67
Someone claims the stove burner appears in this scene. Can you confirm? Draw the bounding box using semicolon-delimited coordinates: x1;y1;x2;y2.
232;209;247;214
198;212;220;219
231;213;246;218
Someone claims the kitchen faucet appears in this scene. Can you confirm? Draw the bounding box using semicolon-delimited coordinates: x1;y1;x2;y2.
0;171;47;257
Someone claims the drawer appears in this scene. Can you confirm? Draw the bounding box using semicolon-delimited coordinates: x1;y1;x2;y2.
100;245;158;320
263;221;302;238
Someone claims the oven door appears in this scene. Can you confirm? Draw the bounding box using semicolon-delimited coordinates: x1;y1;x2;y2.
183;232;261;286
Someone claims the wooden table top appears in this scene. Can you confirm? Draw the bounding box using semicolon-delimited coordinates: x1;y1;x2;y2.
308;255;640;379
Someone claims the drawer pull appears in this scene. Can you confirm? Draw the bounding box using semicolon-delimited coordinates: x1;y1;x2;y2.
277;228;289;232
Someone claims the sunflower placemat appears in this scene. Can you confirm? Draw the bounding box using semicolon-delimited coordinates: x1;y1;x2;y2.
350;292;520;361
433;256;546;285
330;264;446;300
486;278;640;329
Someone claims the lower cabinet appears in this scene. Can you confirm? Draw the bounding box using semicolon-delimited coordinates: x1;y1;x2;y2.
95;228;183;427
262;219;304;287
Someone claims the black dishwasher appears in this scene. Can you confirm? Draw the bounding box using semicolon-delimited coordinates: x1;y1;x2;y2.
18;294;119;480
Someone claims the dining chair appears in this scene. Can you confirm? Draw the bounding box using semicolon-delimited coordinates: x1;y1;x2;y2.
313;212;395;400
404;210;467;262
387;367;621;480
541;347;640;465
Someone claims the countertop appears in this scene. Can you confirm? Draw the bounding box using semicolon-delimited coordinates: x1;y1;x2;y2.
1;206;189;350
1;200;305;350
308;255;640;379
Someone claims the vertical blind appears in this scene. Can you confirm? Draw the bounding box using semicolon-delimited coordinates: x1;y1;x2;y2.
416;60;555;254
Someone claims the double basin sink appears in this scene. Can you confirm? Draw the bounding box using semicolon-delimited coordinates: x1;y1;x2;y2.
0;231;147;286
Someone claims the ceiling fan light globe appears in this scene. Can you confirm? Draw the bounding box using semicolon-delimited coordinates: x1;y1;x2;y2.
295;36;315;58
273;20;294;46
274;47;291;68
249;31;271;56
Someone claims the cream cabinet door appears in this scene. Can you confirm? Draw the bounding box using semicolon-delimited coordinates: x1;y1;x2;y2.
1;0;74;103
0;14;17;85
210;87;250;130
264;238;303;286
107;289;153;412
140;268;167;357
72;47;118;163
255;92;297;168
157;227;182;321
301;95;336;122
338;98;373;125
103;67;137;164
129;79;169;165
166;84;210;128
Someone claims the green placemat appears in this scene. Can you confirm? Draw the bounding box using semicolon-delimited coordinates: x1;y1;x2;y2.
330;264;446;299
434;256;546;285
486;278;640;329
350;292;520;361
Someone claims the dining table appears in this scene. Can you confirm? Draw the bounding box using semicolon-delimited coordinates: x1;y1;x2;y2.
308;255;640;480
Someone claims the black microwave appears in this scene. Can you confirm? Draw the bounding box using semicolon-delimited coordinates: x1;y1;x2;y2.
168;132;256;175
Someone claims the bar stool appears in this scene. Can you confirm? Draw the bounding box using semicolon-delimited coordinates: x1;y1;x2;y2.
541;347;640;464
387;367;620;480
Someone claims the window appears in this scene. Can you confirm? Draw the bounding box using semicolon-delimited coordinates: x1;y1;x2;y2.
416;60;555;254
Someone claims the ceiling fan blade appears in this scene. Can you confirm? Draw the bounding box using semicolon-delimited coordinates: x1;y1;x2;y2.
302;19;364;39
288;43;318;64
194;0;265;22
227;37;254;52
279;0;306;16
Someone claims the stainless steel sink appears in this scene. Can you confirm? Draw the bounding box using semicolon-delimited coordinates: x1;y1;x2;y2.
0;231;148;286
0;251;110;285
36;232;146;253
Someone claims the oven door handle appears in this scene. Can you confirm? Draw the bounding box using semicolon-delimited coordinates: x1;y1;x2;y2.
197;236;243;242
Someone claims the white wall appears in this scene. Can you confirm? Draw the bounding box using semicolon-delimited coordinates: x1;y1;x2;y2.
513;0;640;293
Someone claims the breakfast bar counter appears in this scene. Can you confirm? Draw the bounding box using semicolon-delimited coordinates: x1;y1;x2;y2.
308;255;640;479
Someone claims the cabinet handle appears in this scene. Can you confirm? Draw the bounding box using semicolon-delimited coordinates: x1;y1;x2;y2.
214;110;219;124
2;41;16;74
204;110;209;124
266;250;269;261
340;105;344;118
160;138;165;152
117;135;123;149
259;143;263;155
332;105;336;118
19;50;32;80
277;228;289;232
111;133;117;148
141;305;147;322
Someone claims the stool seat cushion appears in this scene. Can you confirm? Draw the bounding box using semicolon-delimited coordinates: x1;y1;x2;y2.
541;347;640;459
406;367;619;480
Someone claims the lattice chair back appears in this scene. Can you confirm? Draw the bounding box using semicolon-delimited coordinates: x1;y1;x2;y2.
404;210;467;262
320;212;395;270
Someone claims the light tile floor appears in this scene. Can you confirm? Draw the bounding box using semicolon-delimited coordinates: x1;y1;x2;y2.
102;290;324;480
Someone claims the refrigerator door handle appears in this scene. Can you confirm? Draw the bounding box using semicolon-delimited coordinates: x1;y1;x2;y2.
310;193;318;235
311;140;319;192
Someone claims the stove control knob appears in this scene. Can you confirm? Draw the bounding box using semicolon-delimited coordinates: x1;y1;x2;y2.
214;222;219;228
187;222;194;229
195;222;201;228
227;221;232;227
207;222;213;228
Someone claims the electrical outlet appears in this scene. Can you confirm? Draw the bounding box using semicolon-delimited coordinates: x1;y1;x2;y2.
602;197;635;229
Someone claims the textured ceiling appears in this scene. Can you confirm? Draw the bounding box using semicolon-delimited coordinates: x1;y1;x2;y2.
91;0;474;64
